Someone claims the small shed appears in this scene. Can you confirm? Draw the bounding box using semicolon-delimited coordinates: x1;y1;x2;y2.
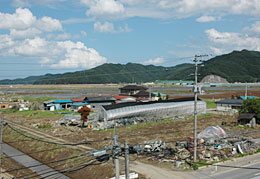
119;85;147;95
215;99;243;111
238;113;258;128
85;96;116;111
44;99;72;111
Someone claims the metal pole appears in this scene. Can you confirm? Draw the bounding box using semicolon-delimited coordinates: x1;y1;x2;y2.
245;83;248;99
124;142;129;179
113;135;120;179
0;113;4;175
193;55;198;163
149;87;152;101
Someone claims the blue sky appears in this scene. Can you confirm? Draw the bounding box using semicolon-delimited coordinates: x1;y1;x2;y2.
0;0;260;80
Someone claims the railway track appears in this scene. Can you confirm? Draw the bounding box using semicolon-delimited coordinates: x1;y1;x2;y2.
5;120;94;151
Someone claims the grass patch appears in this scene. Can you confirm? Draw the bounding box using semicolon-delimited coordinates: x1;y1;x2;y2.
202;99;216;108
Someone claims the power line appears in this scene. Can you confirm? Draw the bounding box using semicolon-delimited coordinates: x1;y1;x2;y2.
2;147;111;174
6;124;105;146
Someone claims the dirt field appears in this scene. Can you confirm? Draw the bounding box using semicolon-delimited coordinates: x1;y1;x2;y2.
3;110;260;178
1;84;260;178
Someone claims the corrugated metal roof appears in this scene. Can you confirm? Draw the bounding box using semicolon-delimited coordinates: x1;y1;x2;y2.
103;97;200;111
86;96;116;102
215;99;243;105
119;85;147;90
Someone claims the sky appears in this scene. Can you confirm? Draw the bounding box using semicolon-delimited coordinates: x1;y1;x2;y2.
0;0;260;80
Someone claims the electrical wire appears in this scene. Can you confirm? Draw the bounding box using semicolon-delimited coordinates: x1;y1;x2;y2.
2;147;111;174
7;124;105;146
16;152;94;179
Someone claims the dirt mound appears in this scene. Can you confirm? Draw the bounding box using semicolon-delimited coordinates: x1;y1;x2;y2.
201;75;228;83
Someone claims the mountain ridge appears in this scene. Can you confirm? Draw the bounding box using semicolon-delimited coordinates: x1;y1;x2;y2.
1;49;260;84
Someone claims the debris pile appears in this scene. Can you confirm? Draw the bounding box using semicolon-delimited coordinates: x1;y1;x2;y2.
130;126;260;169
56;115;81;126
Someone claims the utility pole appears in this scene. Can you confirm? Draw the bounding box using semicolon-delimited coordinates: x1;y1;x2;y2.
149;87;152;101
193;55;198;163
124;142;129;179
113;125;120;179
0;113;3;175
245;83;248;99
193;54;208;163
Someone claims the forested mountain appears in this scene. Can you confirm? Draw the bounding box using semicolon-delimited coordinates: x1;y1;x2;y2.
0;49;259;84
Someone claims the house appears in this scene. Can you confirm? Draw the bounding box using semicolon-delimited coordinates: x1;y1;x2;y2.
238;113;258;127
113;95;136;103
70;98;89;110
119;85;147;96
215;99;243;111
85;96;116;111
44;99;72;111
131;91;156;101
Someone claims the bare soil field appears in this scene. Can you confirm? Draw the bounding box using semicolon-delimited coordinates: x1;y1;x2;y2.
1;84;260;178
3;111;260;178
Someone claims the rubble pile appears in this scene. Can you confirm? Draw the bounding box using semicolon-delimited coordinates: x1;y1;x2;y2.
56;115;81;126
130;126;260;169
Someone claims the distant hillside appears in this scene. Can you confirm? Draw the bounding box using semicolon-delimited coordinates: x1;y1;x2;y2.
165;50;260;83
0;63;192;85
0;49;260;84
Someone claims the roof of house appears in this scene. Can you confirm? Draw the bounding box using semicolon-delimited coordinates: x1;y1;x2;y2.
70;102;88;106
85;96;116;102
240;96;257;100
215;99;243;105
102;97;201;111
71;98;85;102
238;113;257;120
131;91;155;98
113;95;135;100
53;99;72;103
119;85;147;90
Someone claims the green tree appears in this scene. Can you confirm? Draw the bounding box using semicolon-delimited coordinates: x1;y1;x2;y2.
240;99;260;118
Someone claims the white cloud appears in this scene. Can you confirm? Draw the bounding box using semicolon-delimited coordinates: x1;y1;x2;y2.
36;16;62;32
10;28;42;39
81;0;125;18
56;33;71;40
0;8;36;30
51;41;107;68
12;0;66;7
94;21;131;33
13;37;49;56
79;0;260;20
205;28;260;55
196;15;216;23
0;8;62;34
244;21;260;37
143;57;164;65
94;21;114;33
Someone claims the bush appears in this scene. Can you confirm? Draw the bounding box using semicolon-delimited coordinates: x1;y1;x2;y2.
240;98;260;118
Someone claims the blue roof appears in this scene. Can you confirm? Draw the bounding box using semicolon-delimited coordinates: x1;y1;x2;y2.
240;96;257;100
53;100;72;103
